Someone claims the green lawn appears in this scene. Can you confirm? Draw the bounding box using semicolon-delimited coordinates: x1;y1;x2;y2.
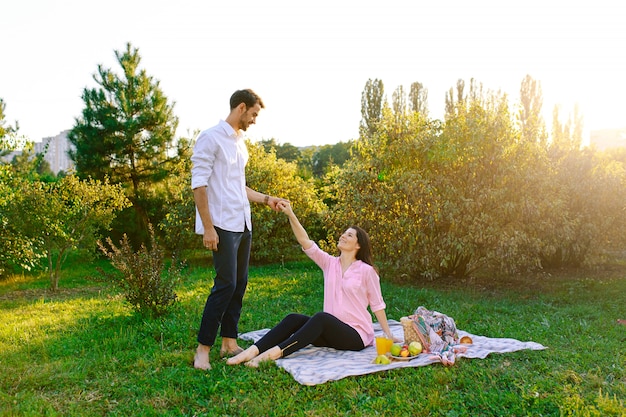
1;254;624;416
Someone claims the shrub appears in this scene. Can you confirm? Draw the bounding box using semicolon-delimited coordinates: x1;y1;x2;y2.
245;140;327;263
96;224;182;317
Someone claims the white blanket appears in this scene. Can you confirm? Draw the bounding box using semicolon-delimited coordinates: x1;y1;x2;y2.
239;320;547;386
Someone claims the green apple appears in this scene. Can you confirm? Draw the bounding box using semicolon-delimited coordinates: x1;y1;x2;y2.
390;343;402;356
408;341;422;356
375;354;391;365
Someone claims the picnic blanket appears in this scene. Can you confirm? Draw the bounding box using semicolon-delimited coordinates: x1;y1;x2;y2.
239;320;547;386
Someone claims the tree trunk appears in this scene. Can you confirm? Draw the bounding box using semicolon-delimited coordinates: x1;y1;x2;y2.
48;252;58;291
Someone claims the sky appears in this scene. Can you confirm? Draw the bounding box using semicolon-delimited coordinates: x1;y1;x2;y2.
2;0;625;147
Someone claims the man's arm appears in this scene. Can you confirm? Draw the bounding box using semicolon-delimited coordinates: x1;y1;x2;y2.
245;186;286;212
193;186;219;251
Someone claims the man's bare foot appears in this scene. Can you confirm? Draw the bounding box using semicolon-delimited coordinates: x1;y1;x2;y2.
226;345;259;365
193;344;211;370
220;337;244;358
245;346;282;368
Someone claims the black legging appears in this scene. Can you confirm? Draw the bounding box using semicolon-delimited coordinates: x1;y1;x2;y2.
254;312;366;358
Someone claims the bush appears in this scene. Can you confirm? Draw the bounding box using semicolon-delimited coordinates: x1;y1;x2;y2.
245;141;327;263
96;224;182;317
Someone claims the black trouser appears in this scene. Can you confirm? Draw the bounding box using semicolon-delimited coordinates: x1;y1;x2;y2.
255;312;365;357
197;226;252;346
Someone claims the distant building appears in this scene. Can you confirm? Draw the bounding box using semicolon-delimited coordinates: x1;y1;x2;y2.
590;127;626;151
0;150;21;163
33;130;74;174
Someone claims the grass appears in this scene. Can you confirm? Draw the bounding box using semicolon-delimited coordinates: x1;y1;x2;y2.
1;253;625;416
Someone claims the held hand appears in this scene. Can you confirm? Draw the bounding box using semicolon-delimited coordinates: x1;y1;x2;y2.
276;200;293;215
267;196;289;212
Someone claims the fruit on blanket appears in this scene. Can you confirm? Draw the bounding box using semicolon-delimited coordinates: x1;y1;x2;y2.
408;341;423;355
375;354;391;365
390;343;402;356
460;336;473;344
400;347;410;357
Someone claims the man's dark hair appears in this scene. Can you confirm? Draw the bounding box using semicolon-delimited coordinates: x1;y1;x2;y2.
230;89;265;110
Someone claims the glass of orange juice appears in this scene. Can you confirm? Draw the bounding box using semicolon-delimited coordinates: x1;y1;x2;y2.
375;336;393;355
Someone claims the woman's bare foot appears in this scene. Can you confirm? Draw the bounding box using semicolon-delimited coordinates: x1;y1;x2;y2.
245;346;282;368
226;345;260;365
193;344;211;370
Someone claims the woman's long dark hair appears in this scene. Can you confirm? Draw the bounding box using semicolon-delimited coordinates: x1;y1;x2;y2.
350;225;374;267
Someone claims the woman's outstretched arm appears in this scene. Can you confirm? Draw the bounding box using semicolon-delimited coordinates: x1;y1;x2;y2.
277;201;313;250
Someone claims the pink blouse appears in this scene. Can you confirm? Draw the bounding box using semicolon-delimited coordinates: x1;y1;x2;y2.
303;243;386;347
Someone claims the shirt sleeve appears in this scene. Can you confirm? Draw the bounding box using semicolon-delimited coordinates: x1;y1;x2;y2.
190;131;216;190
302;242;334;272
365;267;386;312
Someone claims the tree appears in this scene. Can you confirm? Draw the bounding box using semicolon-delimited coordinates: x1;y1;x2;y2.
156;134;200;256
325;106;440;279
408;82;429;116
10;147;55;182
244;141;327;263
360;78;385;137
310;141;353;177
0;98;18;152
7;175;130;290
444;79;466;118
391;85;409;133
0;100;40;277
550;103;584;155
0;174;43;278
518;75;547;145
68;42;179;245
259;139;302;163
391;85;407;116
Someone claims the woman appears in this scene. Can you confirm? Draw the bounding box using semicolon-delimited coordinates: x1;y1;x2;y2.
227;200;397;367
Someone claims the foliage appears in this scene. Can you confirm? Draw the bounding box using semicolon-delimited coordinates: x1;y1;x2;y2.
68;42;179;247
96;224;182;317
518;74;548;145
560;387;625;416
259;138;302;163
259;138;353;180
1;104;51;277
245;140;327;263
325;106;442;278
360;78;385;137
327;76;626;281
540;146;626;268
259;138;315;179
5;175;130;290
156;135;202;256
0;97;19;151
408;81;429;116
0;172;43;277
9;145;56;182
310;141;353;177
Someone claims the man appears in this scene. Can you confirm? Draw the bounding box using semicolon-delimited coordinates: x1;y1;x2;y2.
191;89;284;370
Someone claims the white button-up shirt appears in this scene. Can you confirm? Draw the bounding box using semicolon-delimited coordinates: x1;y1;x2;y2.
190;120;251;233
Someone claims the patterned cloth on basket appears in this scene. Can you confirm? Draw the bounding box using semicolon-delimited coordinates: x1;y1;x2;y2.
401;306;463;365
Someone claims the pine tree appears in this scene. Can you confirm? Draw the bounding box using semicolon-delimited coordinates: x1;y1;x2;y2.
68;43;179;244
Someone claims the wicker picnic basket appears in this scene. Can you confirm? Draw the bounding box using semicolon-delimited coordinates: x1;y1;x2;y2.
400;307;461;354
400;316;421;345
